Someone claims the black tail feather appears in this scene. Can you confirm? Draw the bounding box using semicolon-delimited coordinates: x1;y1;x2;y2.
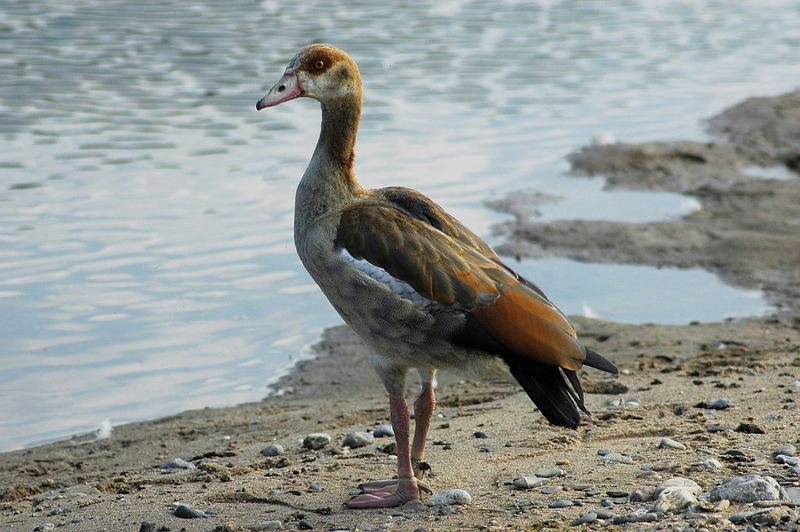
506;359;583;429
584;348;618;375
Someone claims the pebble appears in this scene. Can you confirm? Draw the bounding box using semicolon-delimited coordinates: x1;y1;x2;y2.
302;433;331;450
536;468;565;478
429;489;471;506
260;444;284;457
594;510;615;519
606;490;629;498
379;442;397;455
298;519;314;530
776;454;800;466
571;512;597;526
729;508;790;526
659;437;686;450
549;499;574;508
698;457;723;470
597;449;610;456
600;452;634;465
612;511;658;524
630;487;656;502
246;521;283;530
786;486;800;501
174;504;207;519
776;443;797;457
710;474;785;502
161;458;195;469
474;431;488;439
652;486;698;513
702;397;731;410
342;431;374;448
656;478;702;497
513;476;547;489
372;424;394;438
32;524;55;532
541;486;562;495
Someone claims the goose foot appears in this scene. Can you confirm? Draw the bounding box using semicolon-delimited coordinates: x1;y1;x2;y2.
347;478;423;508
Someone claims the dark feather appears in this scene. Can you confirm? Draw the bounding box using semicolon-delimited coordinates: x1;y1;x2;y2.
506;358;581;429
584;348;618;375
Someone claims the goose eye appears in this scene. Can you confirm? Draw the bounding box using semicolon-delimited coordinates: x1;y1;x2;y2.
314;60;325;70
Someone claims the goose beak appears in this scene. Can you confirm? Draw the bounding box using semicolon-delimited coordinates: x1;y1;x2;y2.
256;72;302;110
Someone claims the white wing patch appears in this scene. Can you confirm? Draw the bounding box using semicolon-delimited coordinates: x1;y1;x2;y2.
339;248;437;309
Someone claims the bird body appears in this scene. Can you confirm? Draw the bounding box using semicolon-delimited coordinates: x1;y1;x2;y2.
257;44;618;508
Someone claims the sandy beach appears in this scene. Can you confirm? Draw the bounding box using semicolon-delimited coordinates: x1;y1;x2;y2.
2;91;799;531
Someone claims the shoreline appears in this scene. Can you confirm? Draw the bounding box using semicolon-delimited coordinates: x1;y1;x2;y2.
3;90;800;531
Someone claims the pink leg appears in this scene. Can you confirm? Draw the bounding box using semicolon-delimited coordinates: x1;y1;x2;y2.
347;396;420;508
411;380;436;478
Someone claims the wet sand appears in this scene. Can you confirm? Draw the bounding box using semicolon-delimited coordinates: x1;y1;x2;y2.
2;91;800;531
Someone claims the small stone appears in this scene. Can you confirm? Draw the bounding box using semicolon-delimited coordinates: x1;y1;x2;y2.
378;442;397;455
600;452;634;465
630;487;656;502
700;397;731;410
710;475;785;502
776;454;799;466
652;486;698;513
597;449;610;456
260;444;284;457
776;443;797;457
659;437;686;450
655;478;702;497
535;468;564;478
600;498;613;507
612;511;658;524
429;488;471;506
161;458;195;469
698;458;723;470
138;523;155;532
342;431;374;448
246;521;283;530
571;512;597;526
307;481;322;493
473;431;488;439
606;490;629;498
298;519;314;530
32;525;55;532
372;424;394;438
730;508;789;526
437;505;454;515
785;486;800;501
550;499;574;508
594;510;614;519
302;433;331;450
735;422;765;434
174;504;207;519
513;476;547;489
541;485;563;495
403;499;426;512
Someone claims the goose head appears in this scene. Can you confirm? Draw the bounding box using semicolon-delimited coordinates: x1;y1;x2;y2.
256;44;362;110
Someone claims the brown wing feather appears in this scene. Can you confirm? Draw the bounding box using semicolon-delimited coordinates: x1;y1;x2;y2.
334;200;586;370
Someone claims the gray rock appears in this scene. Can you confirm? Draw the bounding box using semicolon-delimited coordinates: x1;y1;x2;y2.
474;431;488;439
302;433;331;450
659;437;686;450
298;519;314;530
246;521;283;530
549;499;574;508
698;457;723;470
655;478;702;497
652;486;698;513
372;424;394;438
541;485;562;495
600;452;634;465
536;468;565;478
776;454;799;466
594;510;615;519
342;431;374;448
703;397;731;410
32;525;55;532
429;488;471;506
174;504;207;519
729;508;790;526
785;486;800;501
776;443;797;457
513;476;547;489
612;511;658;524
260;444;284;457
161;458;195;469
630;486;656;502
711;475;785;502
597;449;610;456
571;512;597;526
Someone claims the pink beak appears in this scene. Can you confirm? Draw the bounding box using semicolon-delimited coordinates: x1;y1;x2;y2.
256;72;302;110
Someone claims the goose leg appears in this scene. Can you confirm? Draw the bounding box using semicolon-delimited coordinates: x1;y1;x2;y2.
347;396;421;508
411;369;436;480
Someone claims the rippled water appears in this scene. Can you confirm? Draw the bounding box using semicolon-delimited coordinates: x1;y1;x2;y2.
1;0;798;451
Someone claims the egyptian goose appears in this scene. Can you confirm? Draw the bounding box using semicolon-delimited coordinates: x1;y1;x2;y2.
256;44;618;509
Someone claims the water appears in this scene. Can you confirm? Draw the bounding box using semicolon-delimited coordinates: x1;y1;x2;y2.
1;0;797;451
